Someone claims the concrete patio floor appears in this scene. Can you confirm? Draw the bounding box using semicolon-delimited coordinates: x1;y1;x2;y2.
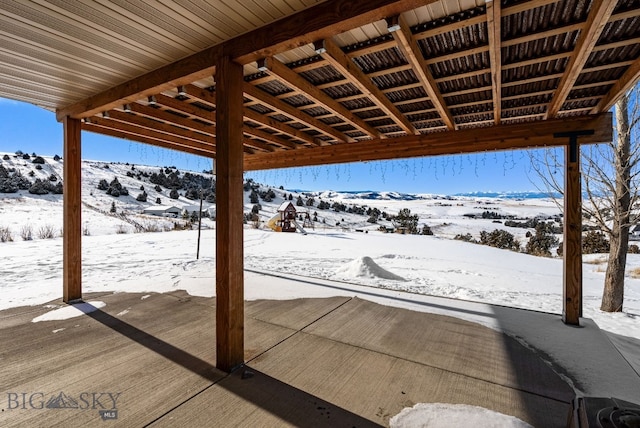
0;286;586;427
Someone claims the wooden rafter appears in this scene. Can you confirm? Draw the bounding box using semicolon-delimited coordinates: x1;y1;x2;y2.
180;84;322;147
546;0;617;118
244;113;612;170
389;15;455;130
258;56;382;139
85;116;217;154
82;123;216;158
242;125;299;150
243;83;351;143
120;102;216;136
243;108;321;147
104;110;214;142
317;38;417;135
592;57;640;114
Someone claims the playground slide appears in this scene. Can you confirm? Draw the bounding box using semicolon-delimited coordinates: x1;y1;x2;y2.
266;213;281;232
292;220;307;235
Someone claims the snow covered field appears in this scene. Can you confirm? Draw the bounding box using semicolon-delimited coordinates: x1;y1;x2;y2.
1;153;639;340
3;153;640;424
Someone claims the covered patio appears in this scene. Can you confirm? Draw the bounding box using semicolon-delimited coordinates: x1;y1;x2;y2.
1;0;640;425
4;270;639;426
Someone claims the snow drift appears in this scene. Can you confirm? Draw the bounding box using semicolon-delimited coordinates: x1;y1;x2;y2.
336;256;405;281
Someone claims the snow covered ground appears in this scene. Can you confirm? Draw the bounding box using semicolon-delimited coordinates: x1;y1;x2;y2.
2;152;640;422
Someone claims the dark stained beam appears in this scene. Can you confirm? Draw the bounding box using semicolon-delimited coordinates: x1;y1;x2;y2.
63;117;82;303
244;113;612;170
215;56;245;373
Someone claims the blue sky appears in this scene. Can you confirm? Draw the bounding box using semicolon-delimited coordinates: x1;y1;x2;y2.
1;98;547;194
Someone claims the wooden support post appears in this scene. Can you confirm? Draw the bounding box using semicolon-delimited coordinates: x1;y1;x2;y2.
215;56;245;372
556;131;593;325
63;117;82;302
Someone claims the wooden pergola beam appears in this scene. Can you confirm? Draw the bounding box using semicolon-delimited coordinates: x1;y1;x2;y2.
242;126;299;150
63;116;82;303
215;56;244;373
546;0;617;118
389;15;456;130
259;56;382;139
317;38;417;135
243;108;320;147
486;0;501;125
592;57;640;114
84;116;217;155
82;124;217;158
124;102;216;136
105;110;214;141
244;113;612;170
243;83;353;143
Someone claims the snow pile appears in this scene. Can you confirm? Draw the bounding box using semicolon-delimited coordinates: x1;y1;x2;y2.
31;301;106;322
336;256;405;281
389;403;533;428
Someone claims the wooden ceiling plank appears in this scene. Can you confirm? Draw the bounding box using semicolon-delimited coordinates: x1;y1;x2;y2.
546;0;617;118
318;38;417;135
592;57;640;114
390;15;455;130
243;82;352;143
244;113;612;170
261;56;382;138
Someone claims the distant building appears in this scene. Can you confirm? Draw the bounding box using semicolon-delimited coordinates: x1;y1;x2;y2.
143;206;181;217
182;204;210;215
630;225;640;240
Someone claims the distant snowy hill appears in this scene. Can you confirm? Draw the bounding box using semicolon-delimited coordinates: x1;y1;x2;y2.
0;150;562;243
